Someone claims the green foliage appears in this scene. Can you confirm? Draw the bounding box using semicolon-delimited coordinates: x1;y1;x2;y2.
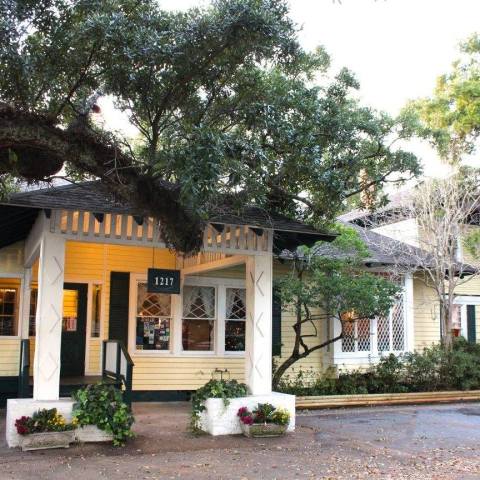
190;379;248;433
72;382;134;446
278;226;400;320
464;229;480;260
273;226;400;387
407;33;480;162
0;0;420;245
278;338;480;396
237;403;290;426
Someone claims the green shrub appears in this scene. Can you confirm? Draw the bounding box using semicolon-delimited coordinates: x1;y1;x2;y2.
276;338;480;396
72;382;134;446
190;379;248;433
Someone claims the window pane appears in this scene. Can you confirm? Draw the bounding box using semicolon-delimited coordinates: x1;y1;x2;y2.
91;284;101;338
137;283;171;317
225;320;245;351
29;288;38;337
392;300;405;351
182;319;214;351
341;320;355;352
0;288;18;336
357;319;371;351
183;286;215;319
62;289;78;332
226;288;246;320
136;317;170;350
377;315;390;352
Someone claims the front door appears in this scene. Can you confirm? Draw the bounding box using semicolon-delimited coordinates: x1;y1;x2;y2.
61;283;88;377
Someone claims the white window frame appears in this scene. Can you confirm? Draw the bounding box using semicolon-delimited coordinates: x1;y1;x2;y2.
179;276;246;357
224;287;247;355
128;274;246;357
453;296;480;339
0;273;24;339
332;273;414;365
128;273;175;356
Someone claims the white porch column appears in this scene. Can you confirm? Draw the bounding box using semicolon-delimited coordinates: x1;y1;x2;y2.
245;255;273;395
33;232;66;401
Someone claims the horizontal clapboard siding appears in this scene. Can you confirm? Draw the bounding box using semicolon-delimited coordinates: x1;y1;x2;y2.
0;338;20;376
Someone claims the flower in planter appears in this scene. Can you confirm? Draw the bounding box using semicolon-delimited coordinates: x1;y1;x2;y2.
237;404;290;426
15;416;31;435
15;409;75;435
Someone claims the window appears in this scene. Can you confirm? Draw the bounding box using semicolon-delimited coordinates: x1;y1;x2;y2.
340;283;406;355
62;289;79;332
377;296;405;352
225;288;246;352
91;284;102;337
0;287;18;336
29;288;38;337
136;282;171;350
182;286;216;351
341;314;371;353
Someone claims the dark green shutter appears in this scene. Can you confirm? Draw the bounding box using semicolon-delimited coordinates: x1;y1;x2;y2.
109;272;130;346
272;288;282;356
467;305;476;344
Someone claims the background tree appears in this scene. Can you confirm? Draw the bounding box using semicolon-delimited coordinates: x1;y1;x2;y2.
272;226;400;388
363;169;480;348
407;33;480;163
0;0;421;252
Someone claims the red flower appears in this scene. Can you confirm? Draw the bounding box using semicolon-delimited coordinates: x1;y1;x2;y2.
15;416;31;435
241;415;254;425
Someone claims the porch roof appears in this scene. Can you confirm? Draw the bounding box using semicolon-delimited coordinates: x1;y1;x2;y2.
0;182;335;250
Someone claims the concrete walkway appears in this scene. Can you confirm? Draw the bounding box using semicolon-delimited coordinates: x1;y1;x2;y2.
1;402;480;479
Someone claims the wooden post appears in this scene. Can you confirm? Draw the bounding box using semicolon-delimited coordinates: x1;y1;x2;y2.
33;231;66;401
245;255;273;395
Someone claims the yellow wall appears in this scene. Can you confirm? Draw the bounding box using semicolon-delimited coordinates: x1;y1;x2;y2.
27;241;245;390
413;275;441;350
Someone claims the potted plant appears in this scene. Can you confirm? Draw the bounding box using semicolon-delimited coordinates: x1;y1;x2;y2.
72;382;134;446
237;403;290;438
15;408;76;451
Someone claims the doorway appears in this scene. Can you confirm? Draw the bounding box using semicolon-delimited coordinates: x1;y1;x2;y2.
60;283;88;377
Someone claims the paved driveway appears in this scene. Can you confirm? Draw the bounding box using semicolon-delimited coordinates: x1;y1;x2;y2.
1;402;480;479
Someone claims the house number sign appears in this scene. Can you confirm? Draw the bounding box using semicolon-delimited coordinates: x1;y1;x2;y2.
147;268;181;294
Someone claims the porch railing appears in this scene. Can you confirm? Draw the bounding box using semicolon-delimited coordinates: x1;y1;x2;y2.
102;340;134;407
18;339;30;398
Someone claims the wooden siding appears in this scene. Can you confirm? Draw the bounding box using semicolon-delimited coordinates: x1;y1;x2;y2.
0;337;20;376
413;275;441;349
0;241;24;275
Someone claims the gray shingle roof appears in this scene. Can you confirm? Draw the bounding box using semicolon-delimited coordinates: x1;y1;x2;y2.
0;182;335;251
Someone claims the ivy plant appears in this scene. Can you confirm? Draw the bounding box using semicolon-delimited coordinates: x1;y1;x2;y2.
72;382;134;446
190;379;248;434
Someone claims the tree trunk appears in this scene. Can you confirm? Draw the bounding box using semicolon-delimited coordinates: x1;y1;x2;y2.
272;355;299;391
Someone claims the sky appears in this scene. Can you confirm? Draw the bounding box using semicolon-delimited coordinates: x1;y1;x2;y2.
100;0;480;180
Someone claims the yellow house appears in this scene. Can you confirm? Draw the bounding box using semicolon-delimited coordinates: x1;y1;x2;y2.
2;181;473;438
340;189;480;352
0;181;335;426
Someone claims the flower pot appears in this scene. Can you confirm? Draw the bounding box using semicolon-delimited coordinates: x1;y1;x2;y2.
240;422;287;438
19;430;75;451
75;425;114;443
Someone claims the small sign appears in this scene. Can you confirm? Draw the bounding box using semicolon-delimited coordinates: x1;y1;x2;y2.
147;268;180;294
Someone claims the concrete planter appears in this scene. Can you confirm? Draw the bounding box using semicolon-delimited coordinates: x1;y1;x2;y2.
240;422;287;438
199;392;295;436
19;430;75;451
75;425;114;443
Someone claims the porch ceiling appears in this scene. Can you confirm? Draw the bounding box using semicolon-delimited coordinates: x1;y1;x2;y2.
0;205;39;248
